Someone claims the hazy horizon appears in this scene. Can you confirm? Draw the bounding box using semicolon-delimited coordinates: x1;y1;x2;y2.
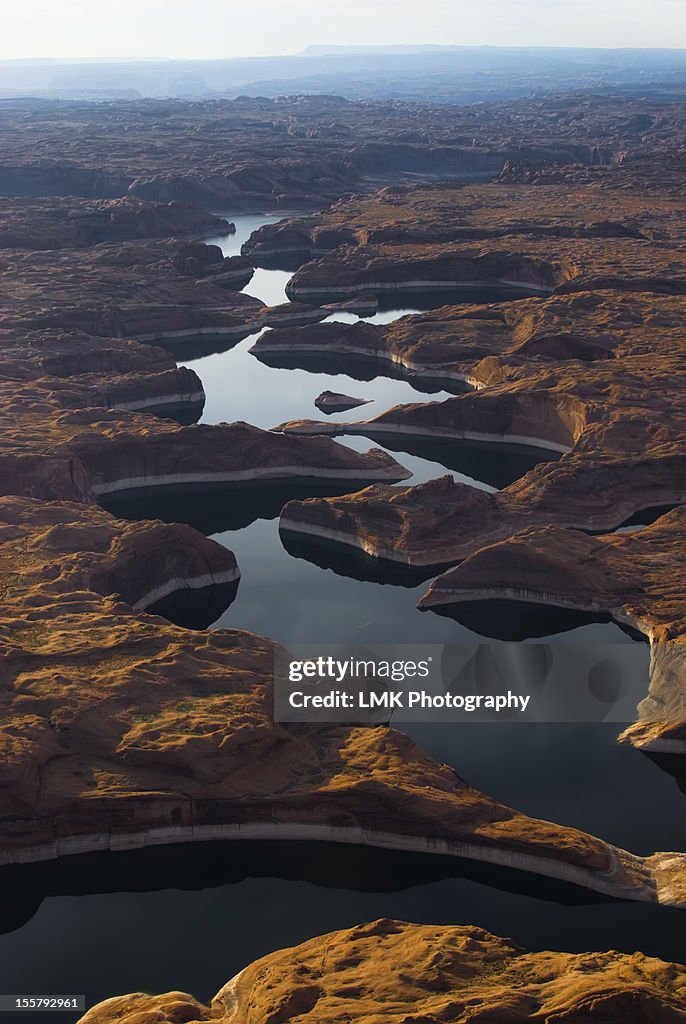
4;43;686;66
4;1;686;62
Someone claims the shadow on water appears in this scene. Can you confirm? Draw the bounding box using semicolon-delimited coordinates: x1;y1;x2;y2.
280;527;449;587
245;252;308;272
144;579;240;630
150;330;257;361
358;433;562;490
143;400;205;426
643;752;686;795
99;479;404;536
253;347;467;395
2;829;686;1024
0;837;640;939
425;598;649;644
606;502;684;533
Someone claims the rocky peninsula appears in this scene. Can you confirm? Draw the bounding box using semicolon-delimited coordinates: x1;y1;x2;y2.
3;491;686;910
77;919;686;1024
2;87;686;1020
275;288;686;752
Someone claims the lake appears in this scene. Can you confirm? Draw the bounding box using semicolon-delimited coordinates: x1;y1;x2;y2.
2;212;682;1022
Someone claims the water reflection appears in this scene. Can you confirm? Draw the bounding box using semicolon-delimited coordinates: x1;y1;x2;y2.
333;432;562;491
4;214;684;1023
100;478;410;536
145;579;240;630
280;526;448;587
211;513;639;649
252;345;466;394
186;330;456;430
425;597;649;644
2;835;685;1024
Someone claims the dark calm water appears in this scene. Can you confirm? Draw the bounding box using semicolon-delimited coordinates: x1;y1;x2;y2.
184;219;639;654
3;214;684;1022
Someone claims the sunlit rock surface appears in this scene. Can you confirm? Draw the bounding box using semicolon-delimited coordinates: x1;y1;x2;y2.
78;919;686;1024
2;91;686;1016
244;180;665;260
1;493;685;907
420;511;686;755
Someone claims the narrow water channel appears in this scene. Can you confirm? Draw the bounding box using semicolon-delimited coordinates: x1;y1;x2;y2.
185;216;592;647
184;213;684;861
193;216;682;838
1;212;683;1022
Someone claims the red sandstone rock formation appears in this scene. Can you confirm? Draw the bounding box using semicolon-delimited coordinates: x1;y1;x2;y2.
276;291;686;563
1;93;665;209
243;181;658;262
0;197;232;249
419;510;686;760
77;920;686;1024
2;99;686;1011
1;495;684;909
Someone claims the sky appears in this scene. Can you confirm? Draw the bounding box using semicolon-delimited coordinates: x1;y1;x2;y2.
2;0;686;61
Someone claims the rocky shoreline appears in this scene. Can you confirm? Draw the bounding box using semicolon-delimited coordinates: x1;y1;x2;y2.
271;282;686;757
1;88;686;1022
2;493;684;908
6;820;685;908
